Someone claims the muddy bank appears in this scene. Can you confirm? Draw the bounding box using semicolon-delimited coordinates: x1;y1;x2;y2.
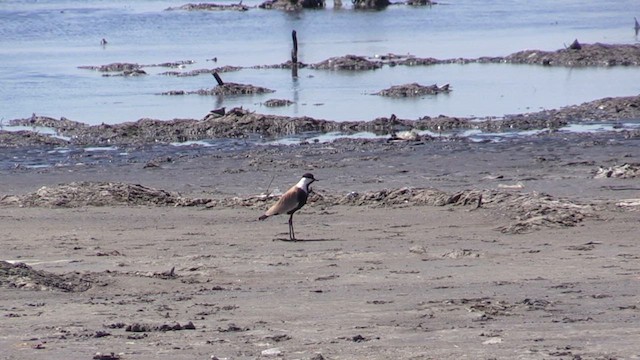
389;43;640;67
305;43;640;69
75;43;639;81
500;42;640;67
4;94;640;147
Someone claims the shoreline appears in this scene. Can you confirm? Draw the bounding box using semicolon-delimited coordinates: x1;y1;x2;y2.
2;93;640;148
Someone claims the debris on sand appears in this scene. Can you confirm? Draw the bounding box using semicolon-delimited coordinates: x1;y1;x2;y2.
0;182;209;208
594;163;640;179
125;321;196;332
0;182;594;234
314;188;594;234
388;129;434;142
0;261;93;292
374;83;451;97
93;352;121;360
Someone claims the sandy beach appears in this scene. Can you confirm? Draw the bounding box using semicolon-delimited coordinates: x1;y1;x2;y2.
2;124;640;359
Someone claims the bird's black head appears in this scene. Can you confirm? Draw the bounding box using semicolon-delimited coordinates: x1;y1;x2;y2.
302;173;316;181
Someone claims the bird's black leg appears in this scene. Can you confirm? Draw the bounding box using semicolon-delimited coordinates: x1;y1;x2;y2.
288;214;296;241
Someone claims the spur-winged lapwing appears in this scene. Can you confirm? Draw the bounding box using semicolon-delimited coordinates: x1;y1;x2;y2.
259;173;316;241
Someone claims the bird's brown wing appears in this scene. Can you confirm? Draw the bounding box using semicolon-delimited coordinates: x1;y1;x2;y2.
263;186;301;217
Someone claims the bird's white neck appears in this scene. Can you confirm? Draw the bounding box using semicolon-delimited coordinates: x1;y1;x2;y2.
295;177;314;193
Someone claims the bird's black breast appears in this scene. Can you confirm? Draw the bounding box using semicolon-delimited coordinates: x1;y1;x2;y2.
287;188;308;215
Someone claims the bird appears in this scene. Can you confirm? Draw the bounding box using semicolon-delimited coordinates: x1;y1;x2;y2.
259;173;317;241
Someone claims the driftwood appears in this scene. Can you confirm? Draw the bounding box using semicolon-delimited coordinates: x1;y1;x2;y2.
291;30;299;78
212;72;225;86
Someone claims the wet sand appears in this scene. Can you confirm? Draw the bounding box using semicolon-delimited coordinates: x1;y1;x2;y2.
2;126;640;359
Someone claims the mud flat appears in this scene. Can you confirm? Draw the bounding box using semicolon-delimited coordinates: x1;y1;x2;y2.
2;91;640;358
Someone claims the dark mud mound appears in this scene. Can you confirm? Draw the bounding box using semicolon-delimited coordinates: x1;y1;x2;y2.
0;182;207;208
264;99;294;107
375;83;450;97
0;261;93;292
162;83;275;96
159;65;242;77
78;61;196;77
78;62;141;72
504;42;640;67
8;115;88;131
379;43;640;68
165;2;250;11
311;55;383;70
79;61;195;72
259;0;324;10
259;0;302;10
352;0;390;9
510;95;640;123
7;111;360;145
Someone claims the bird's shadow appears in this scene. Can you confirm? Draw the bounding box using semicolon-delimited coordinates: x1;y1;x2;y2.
272;237;340;243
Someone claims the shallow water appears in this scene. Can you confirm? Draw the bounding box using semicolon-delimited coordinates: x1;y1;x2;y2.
1;0;639;125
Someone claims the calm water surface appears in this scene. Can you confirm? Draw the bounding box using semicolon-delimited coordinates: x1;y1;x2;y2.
1;0;639;125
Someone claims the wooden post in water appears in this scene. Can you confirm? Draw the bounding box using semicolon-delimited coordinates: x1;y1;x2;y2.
212;72;224;86
291;30;298;78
